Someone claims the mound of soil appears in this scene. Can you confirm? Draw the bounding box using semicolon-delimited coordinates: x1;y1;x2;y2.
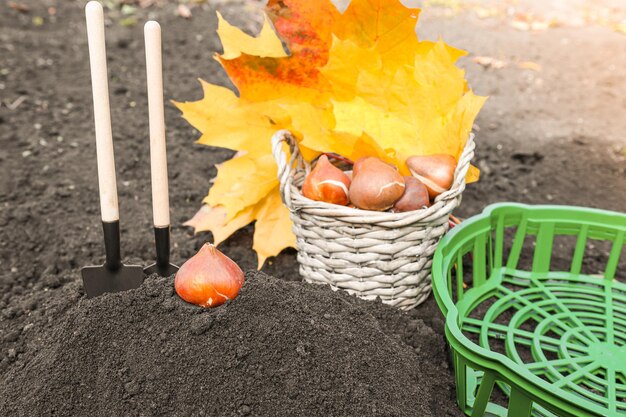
0;272;460;417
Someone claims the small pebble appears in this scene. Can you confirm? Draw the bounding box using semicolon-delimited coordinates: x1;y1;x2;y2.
190;319;213;336
124;380;140;396
478;159;491;176
4;330;20;343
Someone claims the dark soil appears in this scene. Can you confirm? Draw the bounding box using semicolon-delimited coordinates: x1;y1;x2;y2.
0;271;459;417
0;0;625;416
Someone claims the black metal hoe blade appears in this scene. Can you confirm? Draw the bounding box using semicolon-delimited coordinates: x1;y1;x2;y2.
82;1;144;298
143;21;178;277
144;226;178;277
82;222;144;298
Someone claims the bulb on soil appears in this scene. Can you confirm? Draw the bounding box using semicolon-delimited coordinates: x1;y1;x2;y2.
174;243;244;308
302;155;351;205
349;157;405;211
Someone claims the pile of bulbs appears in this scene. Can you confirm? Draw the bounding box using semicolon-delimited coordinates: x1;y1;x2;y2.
302;154;457;212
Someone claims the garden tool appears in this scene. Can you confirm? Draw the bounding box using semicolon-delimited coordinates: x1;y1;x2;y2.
143;21;179;277
81;1;143;298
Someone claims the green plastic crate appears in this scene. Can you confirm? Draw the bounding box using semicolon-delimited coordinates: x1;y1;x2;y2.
432;203;626;417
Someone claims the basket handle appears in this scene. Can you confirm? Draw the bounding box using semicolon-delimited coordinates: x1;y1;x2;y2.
272;130;303;210
433;132;476;204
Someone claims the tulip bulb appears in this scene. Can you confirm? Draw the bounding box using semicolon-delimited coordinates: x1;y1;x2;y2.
175;243;244;308
302;155;351;205
406;154;457;199
349;157;405;211
393;177;430;212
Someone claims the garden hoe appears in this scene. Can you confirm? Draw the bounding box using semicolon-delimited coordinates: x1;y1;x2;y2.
81;1;143;298
143;21;179;277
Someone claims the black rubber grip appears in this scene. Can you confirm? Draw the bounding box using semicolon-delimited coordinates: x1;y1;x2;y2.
102;220;121;270
154;226;170;267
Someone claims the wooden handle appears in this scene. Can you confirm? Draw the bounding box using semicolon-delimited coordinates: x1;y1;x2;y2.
144;21;170;228
86;1;119;222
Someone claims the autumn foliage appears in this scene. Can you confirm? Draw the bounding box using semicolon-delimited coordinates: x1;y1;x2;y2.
175;0;487;268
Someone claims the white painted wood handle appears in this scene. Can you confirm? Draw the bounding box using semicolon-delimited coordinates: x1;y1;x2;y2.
144;21;171;228
86;1;119;222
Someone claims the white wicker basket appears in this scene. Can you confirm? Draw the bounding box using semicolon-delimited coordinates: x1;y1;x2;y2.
272;130;475;310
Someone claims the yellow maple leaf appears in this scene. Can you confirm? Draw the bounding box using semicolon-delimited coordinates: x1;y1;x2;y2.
175;0;487;268
184;190;295;269
321;36;483;176
181;176;298;270
320;37;383;101
333;0;422;67
253;189;297;268
174;81;290;154
204;152;278;221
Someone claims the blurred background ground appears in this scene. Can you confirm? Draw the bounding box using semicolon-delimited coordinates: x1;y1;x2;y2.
0;0;624;326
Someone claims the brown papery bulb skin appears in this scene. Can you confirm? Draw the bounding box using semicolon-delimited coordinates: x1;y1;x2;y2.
175;243;244;308
393;177;430;213
349;157;405;211
406;154;457;199
302;155;351;205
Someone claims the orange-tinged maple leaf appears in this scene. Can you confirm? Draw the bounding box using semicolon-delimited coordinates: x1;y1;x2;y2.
266;0;339;55
176;0;487;268
184;205;226;234
217;54;330;101
217;0;339;101
184;205;254;246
